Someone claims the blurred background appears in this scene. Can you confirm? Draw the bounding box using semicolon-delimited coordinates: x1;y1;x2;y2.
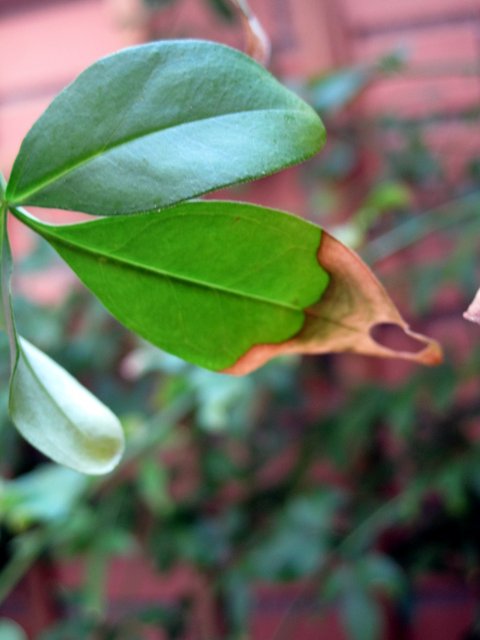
1;0;480;638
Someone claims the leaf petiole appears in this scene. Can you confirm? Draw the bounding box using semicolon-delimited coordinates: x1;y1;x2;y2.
0;183;19;370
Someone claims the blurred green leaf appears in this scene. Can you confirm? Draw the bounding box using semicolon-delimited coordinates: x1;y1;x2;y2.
356;553;406;597
189;369;254;432
308;67;372;115
341;588;382;640
205;0;236;21
138;457;172;515
142;0;176;8
245;493;339;580
0;464;87;529
385;129;443;185
38;617;98;640
364;181;412;211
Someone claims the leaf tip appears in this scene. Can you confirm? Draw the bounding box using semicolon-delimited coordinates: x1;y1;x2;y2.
10;338;125;476
370;324;443;367
221;230;444;374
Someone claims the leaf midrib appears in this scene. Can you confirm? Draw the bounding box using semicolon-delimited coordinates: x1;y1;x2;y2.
36;224;306;314
8;107;311;204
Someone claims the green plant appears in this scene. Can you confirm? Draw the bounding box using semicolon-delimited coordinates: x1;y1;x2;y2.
2;48;480;640
0;39;441;475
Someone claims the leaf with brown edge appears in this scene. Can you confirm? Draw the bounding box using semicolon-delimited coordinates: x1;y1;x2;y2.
224;231;443;375
13;202;441;375
464;288;480;325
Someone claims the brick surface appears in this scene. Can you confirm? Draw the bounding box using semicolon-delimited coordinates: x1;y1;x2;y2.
342;0;480;30
354;24;480;116
1;95;52;173
0;0;131;175
0;0;130;96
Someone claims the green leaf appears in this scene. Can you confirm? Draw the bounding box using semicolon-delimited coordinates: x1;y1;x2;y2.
6;40;325;216
9;337;125;475
12;202;442;373
13;202;329;371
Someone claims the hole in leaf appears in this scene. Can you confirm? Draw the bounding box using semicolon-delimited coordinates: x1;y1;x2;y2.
369;323;424;353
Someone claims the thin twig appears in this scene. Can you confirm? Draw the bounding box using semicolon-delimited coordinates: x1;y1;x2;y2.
229;0;270;66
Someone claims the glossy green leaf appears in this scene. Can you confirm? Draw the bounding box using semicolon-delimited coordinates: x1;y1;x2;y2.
9;337;125;474
6;40;325;216
13;202;330;371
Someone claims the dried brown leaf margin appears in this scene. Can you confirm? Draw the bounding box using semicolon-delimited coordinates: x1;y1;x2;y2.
224;232;443;375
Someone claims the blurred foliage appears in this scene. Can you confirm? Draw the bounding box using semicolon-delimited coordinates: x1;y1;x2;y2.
140;0;236;23
1;48;480;640
304;49;407;117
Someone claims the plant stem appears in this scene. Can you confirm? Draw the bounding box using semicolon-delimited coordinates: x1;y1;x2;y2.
0;529;51;602
0;200;10;333
0;190;19;369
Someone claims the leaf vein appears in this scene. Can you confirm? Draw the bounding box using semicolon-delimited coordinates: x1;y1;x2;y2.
44;229;304;314
10;108;311;204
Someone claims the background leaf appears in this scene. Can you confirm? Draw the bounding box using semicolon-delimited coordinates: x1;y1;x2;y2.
13;202;329;371
6;40;324;216
9;338;124;474
340;588;382;640
0;465;88;528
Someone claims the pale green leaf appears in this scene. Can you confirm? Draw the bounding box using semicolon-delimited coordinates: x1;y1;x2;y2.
9;338;125;475
6;40;325;216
